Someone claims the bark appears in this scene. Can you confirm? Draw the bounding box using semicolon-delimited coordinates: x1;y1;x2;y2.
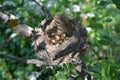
0;11;10;24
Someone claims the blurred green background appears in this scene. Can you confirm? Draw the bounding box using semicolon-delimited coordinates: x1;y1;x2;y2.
0;0;120;80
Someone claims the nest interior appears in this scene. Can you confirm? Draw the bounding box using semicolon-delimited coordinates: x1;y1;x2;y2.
32;14;89;66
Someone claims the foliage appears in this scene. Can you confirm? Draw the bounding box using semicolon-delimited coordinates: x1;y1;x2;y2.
0;0;120;80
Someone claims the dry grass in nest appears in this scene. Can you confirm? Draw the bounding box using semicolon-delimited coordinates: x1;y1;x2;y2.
45;14;76;46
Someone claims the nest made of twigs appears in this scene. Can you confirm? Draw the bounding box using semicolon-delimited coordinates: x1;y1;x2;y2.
32;14;89;66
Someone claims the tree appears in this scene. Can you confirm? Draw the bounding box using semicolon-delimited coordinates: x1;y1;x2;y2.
0;0;120;80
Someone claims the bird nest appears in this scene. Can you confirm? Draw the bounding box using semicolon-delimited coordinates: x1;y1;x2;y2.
32;14;89;66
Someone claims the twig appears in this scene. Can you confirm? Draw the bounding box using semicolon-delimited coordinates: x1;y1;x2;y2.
0;4;49;67
0;12;17;49
0;12;33;49
0;40;10;50
0;52;26;63
0;52;49;66
27;59;47;66
34;0;50;18
0;12;10;24
0;33;17;49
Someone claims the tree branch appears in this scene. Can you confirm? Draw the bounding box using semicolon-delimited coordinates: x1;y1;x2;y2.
0;52;49;66
0;6;17;25
0;32;18;50
0;11;33;49
0;52;26;63
0;4;51;67
0;11;10;24
34;0;50;18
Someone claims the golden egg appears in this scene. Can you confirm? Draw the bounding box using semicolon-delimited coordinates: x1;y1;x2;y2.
55;35;60;41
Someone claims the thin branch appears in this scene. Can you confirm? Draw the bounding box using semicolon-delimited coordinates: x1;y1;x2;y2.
34;0;50;18
0;33;17;49
0;12;10;24
27;59;48;66
0;39;10;50
0;11;33;49
0;52;49;66
0;52;26;63
0;5;49;67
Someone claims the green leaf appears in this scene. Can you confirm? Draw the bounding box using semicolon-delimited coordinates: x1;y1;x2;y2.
104;18;112;22
2;1;16;10
88;23;103;29
99;0;109;6
76;76;83;80
97;0;110;9
55;71;67;80
0;71;3;80
109;66;119;80
112;0;120;9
